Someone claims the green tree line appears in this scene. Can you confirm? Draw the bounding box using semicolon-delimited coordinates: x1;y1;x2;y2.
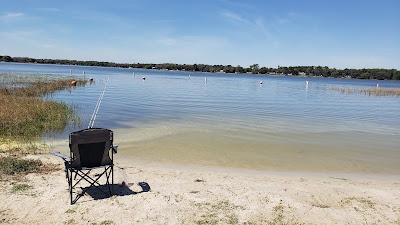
1;55;399;80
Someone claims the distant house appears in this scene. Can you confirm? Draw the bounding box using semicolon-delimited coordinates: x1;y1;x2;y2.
299;72;306;76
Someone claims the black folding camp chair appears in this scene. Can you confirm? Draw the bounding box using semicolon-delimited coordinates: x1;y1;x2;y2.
54;128;118;204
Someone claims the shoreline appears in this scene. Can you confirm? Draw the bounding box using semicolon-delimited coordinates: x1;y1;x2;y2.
47;140;400;177
116;155;400;181
44;119;400;176
44;133;400;177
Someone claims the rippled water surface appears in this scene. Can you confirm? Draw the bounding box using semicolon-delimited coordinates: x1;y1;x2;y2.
1;62;399;173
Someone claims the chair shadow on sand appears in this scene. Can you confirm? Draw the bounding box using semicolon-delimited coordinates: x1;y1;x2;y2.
82;182;151;201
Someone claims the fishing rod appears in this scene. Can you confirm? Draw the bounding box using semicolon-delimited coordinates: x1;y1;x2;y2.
88;76;109;128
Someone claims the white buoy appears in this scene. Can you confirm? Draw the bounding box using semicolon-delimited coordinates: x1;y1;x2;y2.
306;80;309;90
189;74;191;79
376;83;379;88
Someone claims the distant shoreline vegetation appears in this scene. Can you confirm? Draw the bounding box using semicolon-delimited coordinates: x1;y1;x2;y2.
1;55;399;80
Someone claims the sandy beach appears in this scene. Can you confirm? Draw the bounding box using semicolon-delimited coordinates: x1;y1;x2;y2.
1;154;399;225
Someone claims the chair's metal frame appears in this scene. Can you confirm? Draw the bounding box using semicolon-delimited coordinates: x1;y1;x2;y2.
59;128;118;204
65;147;117;204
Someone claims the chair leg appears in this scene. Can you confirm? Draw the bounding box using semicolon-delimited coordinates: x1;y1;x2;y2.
67;167;114;204
68;169;73;205
111;164;114;194
105;167;112;196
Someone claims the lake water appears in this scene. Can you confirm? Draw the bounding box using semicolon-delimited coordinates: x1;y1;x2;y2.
1;62;400;174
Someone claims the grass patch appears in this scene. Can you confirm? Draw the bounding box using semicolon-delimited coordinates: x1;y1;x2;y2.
266;201;303;225
89;221;115;225
245;201;303;225
0;74;88;141
330;86;400;97
98;220;114;225
0;156;43;175
193;200;242;225
339;196;376;210
11;183;32;193
64;218;76;225
311;202;330;209
65;208;76;214
0;140;50;155
269;203;285;225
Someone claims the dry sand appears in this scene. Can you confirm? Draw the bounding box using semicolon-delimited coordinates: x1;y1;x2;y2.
1;154;400;225
0;155;400;224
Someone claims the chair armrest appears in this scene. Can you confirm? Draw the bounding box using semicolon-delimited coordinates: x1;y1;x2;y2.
51;151;70;162
112;145;118;154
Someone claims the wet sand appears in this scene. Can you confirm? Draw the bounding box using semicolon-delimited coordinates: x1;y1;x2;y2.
48;121;400;175
105;121;400;175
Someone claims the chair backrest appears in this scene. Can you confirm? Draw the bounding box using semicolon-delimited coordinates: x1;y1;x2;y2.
69;128;113;168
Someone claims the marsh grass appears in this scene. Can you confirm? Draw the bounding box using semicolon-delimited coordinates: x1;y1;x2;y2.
0;74;88;141
330;86;400;97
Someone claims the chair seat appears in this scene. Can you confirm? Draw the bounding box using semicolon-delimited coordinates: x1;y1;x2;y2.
67;163;113;170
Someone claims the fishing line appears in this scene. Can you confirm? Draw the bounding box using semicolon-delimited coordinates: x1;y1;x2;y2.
88;76;109;128
86;76;135;187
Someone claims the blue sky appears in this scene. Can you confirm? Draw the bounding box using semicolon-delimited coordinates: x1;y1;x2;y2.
0;0;399;69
